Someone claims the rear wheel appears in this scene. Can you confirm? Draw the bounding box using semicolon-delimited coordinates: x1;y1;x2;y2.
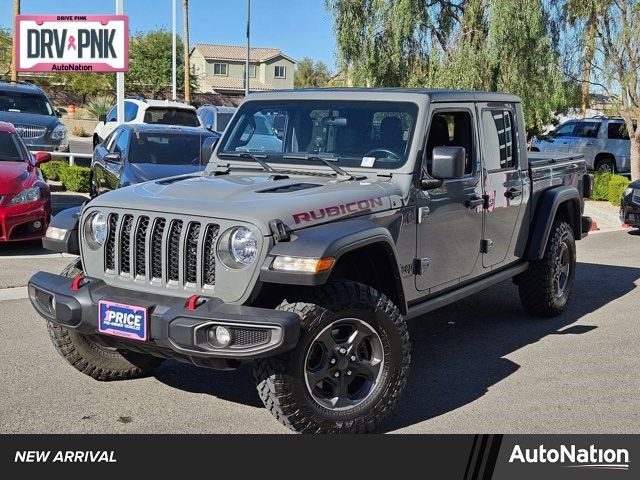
254;281;410;433
595;157;616;173
519;220;576;317
46;259;163;380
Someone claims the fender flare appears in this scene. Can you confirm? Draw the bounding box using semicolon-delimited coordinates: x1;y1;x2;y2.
526;186;581;260
259;218;406;311
42;206;82;255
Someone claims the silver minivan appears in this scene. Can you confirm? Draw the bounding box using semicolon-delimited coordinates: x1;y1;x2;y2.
531;117;631;173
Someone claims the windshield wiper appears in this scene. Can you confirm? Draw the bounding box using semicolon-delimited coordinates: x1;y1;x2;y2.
218;151;276;173
282;155;360;181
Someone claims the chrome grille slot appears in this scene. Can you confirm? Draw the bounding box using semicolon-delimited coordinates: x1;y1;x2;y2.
185;222;201;285
13;123;47;139
167;220;183;282
202;224;219;287
135;216;149;277
105;214;119;271
150;218;166;280
119;215;134;275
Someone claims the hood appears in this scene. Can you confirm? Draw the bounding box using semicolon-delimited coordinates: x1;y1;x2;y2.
0;161;31;195
89;172;393;234
0;111;59;131
126;163;204;183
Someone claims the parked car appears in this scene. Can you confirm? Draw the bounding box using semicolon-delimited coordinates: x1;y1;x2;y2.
621;180;640;229
92;98;202;149
196;104;237;133
531;116;632;173
90;124;219;197
31;88;592;433
0;81;68;153
0;121;52;242
232;112;283;152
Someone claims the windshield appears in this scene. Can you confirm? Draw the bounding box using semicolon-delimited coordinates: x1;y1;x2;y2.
0;132;25;162
129;131;215;165
0;91;54;116
219;100;418;169
143;107;200;127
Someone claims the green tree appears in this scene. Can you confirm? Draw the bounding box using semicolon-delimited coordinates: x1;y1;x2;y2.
294;57;332;88
52;73;114;105
126;29;197;99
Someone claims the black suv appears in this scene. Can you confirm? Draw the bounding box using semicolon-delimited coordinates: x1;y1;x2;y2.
0;81;68;152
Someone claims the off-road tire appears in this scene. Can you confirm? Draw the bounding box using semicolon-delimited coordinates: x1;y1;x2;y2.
46;259;163;381
519;220;576;317
254;281;410;433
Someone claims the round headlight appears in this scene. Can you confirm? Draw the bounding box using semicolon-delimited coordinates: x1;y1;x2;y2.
84;212;108;249
217;226;258;268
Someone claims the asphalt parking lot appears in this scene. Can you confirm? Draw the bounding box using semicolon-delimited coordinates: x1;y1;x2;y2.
1;224;638;434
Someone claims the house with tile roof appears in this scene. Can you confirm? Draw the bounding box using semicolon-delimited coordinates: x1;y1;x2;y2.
191;43;295;95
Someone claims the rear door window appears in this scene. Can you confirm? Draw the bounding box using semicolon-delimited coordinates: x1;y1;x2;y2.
575;121;601;138
481;110;516;170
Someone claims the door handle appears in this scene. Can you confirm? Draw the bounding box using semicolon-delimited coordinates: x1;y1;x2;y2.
586;142;595;145
505;187;522;199
464;195;484;208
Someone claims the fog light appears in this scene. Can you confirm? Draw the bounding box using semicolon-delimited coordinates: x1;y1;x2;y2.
33;220;42;230
208;325;232;347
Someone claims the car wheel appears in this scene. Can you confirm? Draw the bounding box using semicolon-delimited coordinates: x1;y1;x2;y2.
254;281;410;433
518;220;576;317
595;158;616;173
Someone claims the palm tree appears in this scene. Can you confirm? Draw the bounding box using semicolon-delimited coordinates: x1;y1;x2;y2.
182;0;191;103
566;0;609;116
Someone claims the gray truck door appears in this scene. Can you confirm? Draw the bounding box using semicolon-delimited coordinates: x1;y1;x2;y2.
415;105;483;292
479;105;525;267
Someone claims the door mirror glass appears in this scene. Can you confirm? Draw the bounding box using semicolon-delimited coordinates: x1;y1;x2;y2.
431;146;466;179
200;136;219;164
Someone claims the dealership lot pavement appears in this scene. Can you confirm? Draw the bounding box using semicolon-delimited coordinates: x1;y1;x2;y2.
0;228;638;434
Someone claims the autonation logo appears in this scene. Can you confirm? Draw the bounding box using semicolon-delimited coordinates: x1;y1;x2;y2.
509;444;630;471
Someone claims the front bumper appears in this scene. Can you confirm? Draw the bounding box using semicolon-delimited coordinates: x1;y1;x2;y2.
0;199;50;242
621;194;640;227
28;272;301;366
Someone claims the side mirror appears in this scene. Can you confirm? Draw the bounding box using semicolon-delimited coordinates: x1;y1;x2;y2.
431;146;466;179
104;152;121;164
34;151;52;166
200;136;219;164
99;114;107;124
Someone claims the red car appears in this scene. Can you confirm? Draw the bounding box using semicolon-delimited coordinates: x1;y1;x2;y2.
0;121;52;242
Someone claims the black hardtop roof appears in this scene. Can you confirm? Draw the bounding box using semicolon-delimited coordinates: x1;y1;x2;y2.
255;87;521;103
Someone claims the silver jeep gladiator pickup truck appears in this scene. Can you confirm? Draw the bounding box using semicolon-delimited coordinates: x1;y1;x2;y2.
29;88;593;433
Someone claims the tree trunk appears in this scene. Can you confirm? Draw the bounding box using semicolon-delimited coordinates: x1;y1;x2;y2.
182;0;191;103
631;135;640;182
580;13;597;116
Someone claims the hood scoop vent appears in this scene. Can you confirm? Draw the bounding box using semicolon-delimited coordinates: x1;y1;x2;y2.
256;183;321;194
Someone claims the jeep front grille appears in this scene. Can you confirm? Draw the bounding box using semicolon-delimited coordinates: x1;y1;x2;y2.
104;214;220;289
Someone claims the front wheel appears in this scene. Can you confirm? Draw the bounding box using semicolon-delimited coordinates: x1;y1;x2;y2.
519;220;576;317
254;281;410;433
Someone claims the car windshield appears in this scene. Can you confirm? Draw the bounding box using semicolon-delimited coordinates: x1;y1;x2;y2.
218;100;419;169
129;131;214;165
0;132;25;162
142;107;200;127
0;91;54;116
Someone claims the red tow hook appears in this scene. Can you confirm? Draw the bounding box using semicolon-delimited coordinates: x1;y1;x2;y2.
186;295;205;311
71;274;86;291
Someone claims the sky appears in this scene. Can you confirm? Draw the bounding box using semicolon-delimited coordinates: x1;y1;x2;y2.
1;0;338;68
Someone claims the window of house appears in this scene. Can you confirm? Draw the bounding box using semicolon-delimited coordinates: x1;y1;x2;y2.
213;63;228;76
482;110;516;170
244;64;256;78
575;120;601;138
608;122;631;140
425;111;475;175
274;65;286;78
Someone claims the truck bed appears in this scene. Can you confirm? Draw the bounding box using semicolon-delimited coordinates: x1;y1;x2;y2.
527;151;585;168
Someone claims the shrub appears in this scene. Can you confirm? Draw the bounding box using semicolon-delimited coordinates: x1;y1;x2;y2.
40;161;68;181
607;174;630;206
85;95;114;119
59;165;91;193
71;125;91;137
592;172;613;201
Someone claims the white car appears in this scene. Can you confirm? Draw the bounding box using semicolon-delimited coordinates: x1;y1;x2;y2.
92;98;201;149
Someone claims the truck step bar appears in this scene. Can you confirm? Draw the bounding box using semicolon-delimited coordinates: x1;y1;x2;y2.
405;262;530;320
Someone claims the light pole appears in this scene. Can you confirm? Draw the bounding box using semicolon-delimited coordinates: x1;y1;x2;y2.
115;0;124;123
172;0;176;100
11;0;20;82
245;0;250;97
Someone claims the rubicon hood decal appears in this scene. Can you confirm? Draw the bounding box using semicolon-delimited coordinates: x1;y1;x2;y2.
293;197;384;224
